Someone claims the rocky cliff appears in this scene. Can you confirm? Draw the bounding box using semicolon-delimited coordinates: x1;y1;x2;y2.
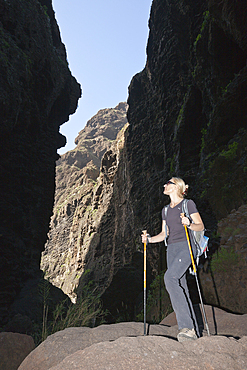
0;0;81;330
55;0;246;321
41;103;128;302
124;0;247;315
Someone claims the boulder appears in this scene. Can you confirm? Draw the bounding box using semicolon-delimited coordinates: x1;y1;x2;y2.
48;335;247;370
0;332;34;370
19;308;247;369
18;322;177;370
161;304;247;337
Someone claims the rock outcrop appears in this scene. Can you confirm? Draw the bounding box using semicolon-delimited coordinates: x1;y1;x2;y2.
0;0;81;330
41;103;128;302
18;306;247;369
122;0;247;317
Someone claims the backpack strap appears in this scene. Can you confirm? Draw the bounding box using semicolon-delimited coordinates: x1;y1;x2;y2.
164;204;169;218
163;204;169;246
182;199;192;222
182;199;198;266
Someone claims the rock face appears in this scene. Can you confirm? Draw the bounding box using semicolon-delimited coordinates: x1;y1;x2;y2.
122;0;247;316
126;0;247;236
102;0;247;317
0;0;81;329
41;102;128;302
18;307;247;369
199;204;247;313
42;0;247;321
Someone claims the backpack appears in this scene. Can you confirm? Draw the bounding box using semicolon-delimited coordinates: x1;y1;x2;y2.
163;199;209;263
182;199;209;262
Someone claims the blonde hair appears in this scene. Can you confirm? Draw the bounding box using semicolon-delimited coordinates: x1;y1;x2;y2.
172;177;189;198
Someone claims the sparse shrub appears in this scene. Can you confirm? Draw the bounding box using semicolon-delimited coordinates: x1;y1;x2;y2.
220;141;238;160
38;278;105;344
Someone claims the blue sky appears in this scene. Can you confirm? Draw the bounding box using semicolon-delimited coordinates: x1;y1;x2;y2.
52;0;153;154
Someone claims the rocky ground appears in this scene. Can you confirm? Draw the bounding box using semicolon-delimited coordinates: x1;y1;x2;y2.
12;306;247;370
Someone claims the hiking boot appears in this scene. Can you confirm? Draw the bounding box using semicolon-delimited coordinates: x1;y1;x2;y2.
177;328;197;342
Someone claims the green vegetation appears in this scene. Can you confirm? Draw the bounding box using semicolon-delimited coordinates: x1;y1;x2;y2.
194;11;210;49
167;154;176;176
200;127;207;153
175;89;191;134
220;141;238;160
192;64;198;79
210;246;239;273
42;5;49;18
221;80;232;95
206;141;238;176
36;278;105;345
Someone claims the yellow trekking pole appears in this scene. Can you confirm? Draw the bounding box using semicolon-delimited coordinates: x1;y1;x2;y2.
184;223;197;273
142;230;147;335
181;214;210;336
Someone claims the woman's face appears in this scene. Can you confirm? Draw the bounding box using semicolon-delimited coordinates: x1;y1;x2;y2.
163;179;177;195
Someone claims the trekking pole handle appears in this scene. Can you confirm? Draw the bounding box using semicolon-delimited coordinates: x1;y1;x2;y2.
142;230;147;335
181;213;191;227
142;231;147;289
142;230;147;282
181;213;197;273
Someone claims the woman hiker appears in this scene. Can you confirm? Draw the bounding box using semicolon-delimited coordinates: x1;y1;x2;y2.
141;177;204;342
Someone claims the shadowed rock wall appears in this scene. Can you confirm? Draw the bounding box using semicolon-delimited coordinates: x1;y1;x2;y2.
0;0;81;328
75;0;247;319
124;0;247;315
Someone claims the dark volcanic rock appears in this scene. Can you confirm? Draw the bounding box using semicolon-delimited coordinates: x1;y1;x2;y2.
199;205;247;313
97;0;247;317
0;0;81;329
126;0;247;242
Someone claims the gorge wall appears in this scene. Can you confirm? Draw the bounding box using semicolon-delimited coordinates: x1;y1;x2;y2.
0;0;81;330
44;0;247;322
125;0;247;317
1;0;247;334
